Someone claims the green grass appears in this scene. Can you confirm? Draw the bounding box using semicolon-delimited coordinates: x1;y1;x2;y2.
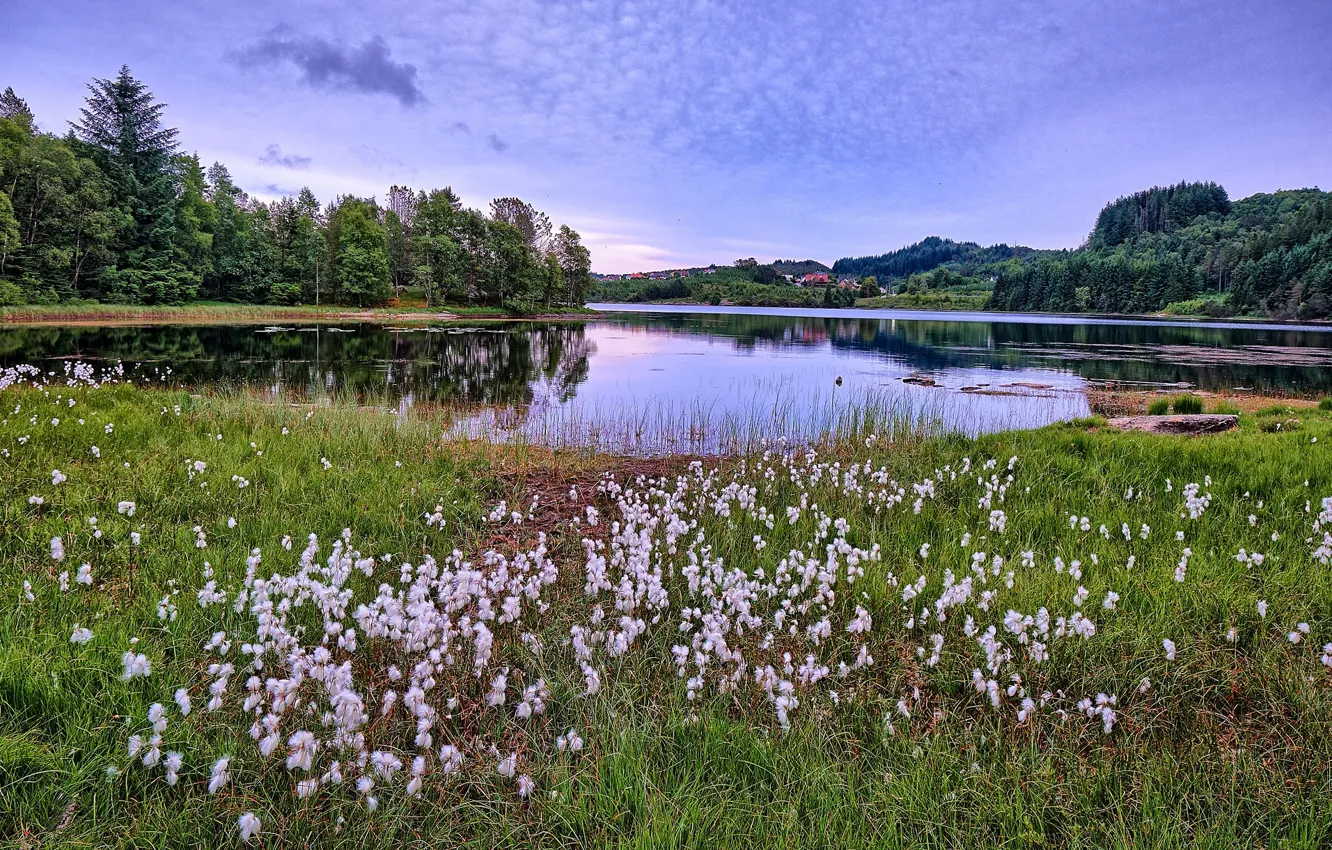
0;301;595;325
4;384;1332;847
1210;401;1242;415
1147;398;1171;416
855;293;991;311
1171;395;1204;415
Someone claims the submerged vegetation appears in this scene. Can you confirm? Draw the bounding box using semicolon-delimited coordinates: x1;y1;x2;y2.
4;363;1332;846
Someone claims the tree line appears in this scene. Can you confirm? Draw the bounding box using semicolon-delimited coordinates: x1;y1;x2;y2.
0;68;591;308
832;237;1031;281
988;184;1332;319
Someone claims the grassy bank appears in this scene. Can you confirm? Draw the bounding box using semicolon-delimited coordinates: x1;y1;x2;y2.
0;302;596;326
855;292;990;311
4;375;1332;847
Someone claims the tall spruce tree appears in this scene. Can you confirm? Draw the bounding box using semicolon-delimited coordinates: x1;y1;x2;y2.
71;66;196;302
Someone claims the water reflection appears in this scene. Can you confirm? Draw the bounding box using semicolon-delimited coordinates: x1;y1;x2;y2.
4;308;1332;451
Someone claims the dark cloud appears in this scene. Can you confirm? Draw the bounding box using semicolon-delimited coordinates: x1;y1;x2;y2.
487;133;509;153
234;33;425;107
262;183;299;196
258;143;311;169
448;121;471;135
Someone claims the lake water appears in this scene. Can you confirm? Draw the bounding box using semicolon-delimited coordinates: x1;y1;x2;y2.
5;305;1332;452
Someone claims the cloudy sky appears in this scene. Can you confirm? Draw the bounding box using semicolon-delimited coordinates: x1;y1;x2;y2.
7;0;1332;272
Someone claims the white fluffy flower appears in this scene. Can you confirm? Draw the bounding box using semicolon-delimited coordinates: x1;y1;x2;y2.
237;812;261;843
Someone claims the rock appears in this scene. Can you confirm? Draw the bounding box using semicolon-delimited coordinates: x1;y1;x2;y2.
902;375;937;387
1107;414;1238;435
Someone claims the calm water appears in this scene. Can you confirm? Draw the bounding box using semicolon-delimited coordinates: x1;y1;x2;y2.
5;305;1332;451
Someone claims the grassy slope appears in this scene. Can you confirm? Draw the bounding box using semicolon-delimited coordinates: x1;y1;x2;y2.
2;386;1332;848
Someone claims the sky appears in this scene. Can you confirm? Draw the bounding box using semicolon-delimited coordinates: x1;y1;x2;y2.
6;0;1332;273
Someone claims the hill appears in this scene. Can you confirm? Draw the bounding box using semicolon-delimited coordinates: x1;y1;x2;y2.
988;183;1332;319
771;259;830;276
831;237;1038;281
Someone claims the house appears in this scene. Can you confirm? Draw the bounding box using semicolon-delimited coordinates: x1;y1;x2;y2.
630;273;645;279
802;272;830;285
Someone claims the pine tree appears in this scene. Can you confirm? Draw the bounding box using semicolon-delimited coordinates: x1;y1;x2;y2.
71;67;194;302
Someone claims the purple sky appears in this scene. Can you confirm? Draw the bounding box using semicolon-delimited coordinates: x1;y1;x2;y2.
6;0;1331;273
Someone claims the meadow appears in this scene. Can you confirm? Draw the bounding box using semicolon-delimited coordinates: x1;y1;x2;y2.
3;364;1332;848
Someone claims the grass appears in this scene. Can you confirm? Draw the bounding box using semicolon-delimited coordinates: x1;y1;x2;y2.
4;379;1332;847
0;301;596;326
855;293;990;311
1171;395;1204;415
1147;398;1170;416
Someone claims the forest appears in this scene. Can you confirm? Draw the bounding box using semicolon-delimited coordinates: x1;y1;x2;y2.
0;69;591;309
986;182;1332;318
832;236;1033;280
592;262;859;308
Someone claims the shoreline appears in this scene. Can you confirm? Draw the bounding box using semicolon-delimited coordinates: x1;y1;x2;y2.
4;299;1331;331
591;299;1332;329
0;303;598;327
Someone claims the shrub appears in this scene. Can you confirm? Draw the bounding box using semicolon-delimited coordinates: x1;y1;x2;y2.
1171;395;1204;415
1147;398;1170;415
0;279;23;306
1318;397;1332;411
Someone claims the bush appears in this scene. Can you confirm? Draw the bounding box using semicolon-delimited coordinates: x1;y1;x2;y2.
1171;395;1204;415
1147;398;1170;415
0;279;23;306
1162;296;1236;318
1318;397;1332;411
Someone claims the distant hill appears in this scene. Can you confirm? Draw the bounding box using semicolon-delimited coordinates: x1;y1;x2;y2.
988;183;1332;319
831;237;1036;281
771;259;830;276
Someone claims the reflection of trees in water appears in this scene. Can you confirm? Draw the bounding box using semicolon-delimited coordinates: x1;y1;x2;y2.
5;314;1332;401
610;313;1332;390
0;323;594;404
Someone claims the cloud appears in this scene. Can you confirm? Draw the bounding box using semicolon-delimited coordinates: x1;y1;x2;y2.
258;144;311;170
347;144;415;177
262;183;300;196
486;133;509;153
234;32;425;106
448;121;471;135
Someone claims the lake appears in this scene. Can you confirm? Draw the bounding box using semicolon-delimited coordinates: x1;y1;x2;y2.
5;304;1332;452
